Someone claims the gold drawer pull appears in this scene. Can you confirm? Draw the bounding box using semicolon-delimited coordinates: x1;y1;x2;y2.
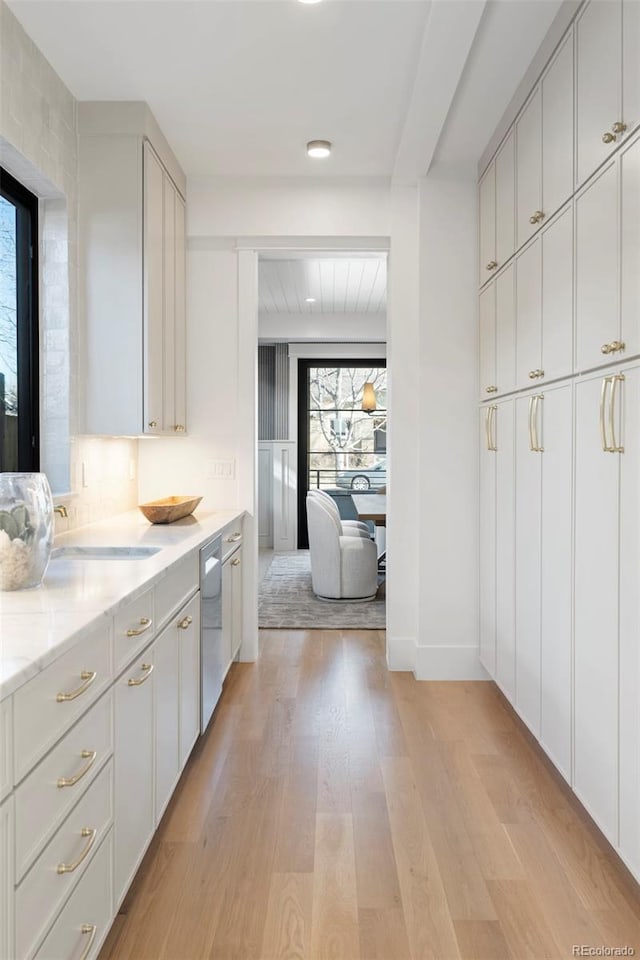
78;924;97;960
528;369;544;379
56;671;97;703
612;121;627;135
232;558;241;567
529;210;545;225
57;827;97;875
601;340;625;355
126;617;153;638
226;533;242;543
178;615;193;630
173;424;185;432
57;750;97;788
486;260;498;271
128;663;153;686
485;385;498;394
602;131;616;144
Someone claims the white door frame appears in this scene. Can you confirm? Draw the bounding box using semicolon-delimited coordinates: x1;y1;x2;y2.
238;237;390;663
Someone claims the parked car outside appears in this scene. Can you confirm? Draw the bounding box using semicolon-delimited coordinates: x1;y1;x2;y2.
335;461;386;490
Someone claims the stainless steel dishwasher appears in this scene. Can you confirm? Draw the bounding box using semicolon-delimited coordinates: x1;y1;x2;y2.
200;536;222;732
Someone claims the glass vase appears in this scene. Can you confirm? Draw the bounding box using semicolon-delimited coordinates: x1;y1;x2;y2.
0;473;54;590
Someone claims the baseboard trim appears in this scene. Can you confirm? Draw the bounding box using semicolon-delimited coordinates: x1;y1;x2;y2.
413;643;490;680
386;635;417;672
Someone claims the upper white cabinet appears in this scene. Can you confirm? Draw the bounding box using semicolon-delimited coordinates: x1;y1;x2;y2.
479;283;497;398
478;266;515;400
517;34;574;249
576;130;640;372
576;0;639;188
479;131;516;285
516;203;573;388
79;103;187;437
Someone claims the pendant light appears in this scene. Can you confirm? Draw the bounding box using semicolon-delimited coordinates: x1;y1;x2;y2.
362;382;376;415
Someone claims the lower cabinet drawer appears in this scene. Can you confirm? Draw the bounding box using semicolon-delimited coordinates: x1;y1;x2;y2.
16;761;113;960
15;691;113;882
155;551;198;629
33;828;113;960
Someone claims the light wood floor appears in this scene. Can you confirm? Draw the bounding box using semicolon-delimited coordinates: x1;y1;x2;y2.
100;630;640;960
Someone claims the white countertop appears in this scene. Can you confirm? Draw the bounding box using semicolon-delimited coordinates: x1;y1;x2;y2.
0;507;244;701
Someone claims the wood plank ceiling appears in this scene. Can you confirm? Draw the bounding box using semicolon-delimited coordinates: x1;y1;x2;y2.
258;258;387;315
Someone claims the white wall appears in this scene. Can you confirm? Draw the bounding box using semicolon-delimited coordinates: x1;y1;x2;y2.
258;311;386;343
415;174;485;680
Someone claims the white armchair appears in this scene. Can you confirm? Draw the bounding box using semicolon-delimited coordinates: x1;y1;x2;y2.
308;489;371;537
306;494;378;600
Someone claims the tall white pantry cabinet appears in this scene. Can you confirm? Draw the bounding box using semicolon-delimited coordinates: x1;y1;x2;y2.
478;0;640;883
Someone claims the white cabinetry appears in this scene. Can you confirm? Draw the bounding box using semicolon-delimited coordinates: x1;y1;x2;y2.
114;650;155;905
178;595;201;769
0;796;13;960
479;283;496;398
79;104;186;436
494;399;515;701
479;406;497;675
516;88;543;249
495;130;516;269
154;618;180;824
516;203;573;388
222;547;243;675
478;264;515;400
479;163;496;285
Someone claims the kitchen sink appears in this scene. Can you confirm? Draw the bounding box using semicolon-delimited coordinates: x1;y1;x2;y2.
51;546;161;561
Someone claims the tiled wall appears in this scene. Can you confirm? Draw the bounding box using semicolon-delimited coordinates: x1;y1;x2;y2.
0;1;139;530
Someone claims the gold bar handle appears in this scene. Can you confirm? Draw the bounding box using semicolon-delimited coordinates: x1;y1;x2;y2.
57;827;97;875
600;377;613;452
610;374;625;453
178;615;193;630
56;671;97;703
126;617;152;638
57;750;97;789
528;397;535;452
485;406;492;451
534;395;544;452
128;663;153;686
226;533;242;543
78;924;97;960
489;405;498;452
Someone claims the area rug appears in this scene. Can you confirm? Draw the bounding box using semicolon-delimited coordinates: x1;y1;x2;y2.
258;551;386;630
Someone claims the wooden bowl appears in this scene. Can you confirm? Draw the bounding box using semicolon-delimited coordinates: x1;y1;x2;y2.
138;495;202;524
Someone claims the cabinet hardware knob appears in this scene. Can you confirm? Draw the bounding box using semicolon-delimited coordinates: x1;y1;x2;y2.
126;617;152;638
232;558;241;567
601;340;625;355
486;260;498;271
528;369;545;379
178;615;193;630
148;420;158;428
174;424;185;432
612;121;627;135
602;131;616;144
529;211;545;225
485;385;498;394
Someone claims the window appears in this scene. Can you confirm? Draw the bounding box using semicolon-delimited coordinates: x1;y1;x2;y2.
0;168;39;472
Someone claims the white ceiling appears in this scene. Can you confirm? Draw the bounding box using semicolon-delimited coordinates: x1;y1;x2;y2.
8;0;569;181
8;0;429;178
259;257;386;315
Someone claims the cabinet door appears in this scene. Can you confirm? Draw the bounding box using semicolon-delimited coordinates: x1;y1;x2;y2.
515;238;542;387
154;622;180;823
114;650;154;906
174;191;187;434
479;407;497;676
623;0;640;139
479;283;496;398
0;797;13;960
179;594;200;769
162;174;176;436
542;32;574;220
619;366;640;876
516;88;543;248
231;548;243;661
222;557;233;678
495;129;515;268
479;162;496;284
514;394;542;735
143;142;165;435
620;132;640;359
541;204;574;382
575;160;619;371
576;0;622;187
574;373;620;843
496;263;516;395
539;384;573;782
495;399;516;701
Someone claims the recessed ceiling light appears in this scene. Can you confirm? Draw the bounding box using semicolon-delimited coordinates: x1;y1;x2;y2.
307;140;332;159
305;297;316;303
